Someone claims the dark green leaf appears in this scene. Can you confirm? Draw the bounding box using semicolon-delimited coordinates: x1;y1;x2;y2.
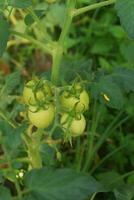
0;19;10;57
40;144;56;166
91;76;124;109
24;168;105;200
24;10;45;26
114;185;134;200
97;171;124;191
0;119;26;153
111;68;134;92
8;0;32;8
60;59;92;82
120;42;134;62
0;186;12;200
115;0;134;39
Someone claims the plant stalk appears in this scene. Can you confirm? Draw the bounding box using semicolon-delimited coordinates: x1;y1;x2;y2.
73;0;116;16
11;30;52;54
51;0;77;84
24;129;43;169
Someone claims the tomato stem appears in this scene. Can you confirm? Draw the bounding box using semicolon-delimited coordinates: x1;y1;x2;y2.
11;30;52;55
25;129;43;169
73;0;116;17
51;0;77;85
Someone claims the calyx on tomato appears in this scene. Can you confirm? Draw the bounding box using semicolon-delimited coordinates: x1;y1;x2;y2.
60;84;89;112
23;79;53;105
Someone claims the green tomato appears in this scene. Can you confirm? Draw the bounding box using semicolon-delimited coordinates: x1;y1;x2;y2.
61;113;86;137
28;104;55;128
60;87;89;112
23;80;52;105
23;80;43;105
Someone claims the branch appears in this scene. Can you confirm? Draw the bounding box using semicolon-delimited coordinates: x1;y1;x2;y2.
11;30;53;55
73;0;116;17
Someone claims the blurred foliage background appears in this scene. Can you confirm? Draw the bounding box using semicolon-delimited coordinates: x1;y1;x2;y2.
0;1;134;198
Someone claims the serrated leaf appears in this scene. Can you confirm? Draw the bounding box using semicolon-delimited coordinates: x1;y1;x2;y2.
0;119;25;152
114;186;134;200
111;68;134;92
8;0;32;8
0;186;12;200
2;71;21;95
0;19;10;57
60;59;92;82
24;168;105;200
115;0;134;39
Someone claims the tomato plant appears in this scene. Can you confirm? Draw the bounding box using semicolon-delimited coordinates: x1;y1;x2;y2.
0;0;134;200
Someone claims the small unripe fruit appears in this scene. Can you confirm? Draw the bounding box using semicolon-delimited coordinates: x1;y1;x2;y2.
28;104;55;128
23;80;44;105
61;113;86;137
60;89;89;112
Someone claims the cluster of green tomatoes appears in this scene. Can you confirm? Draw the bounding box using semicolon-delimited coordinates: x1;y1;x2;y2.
23;78;89;138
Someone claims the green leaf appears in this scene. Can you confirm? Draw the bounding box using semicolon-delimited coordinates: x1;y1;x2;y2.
91;76;124;109
98;57;112;71
60;59;92;82
125;93;134;116
120;42;134;62
97;171;124;191
24;10;45;26
8;0;32;8
0;0;6;9
115;0;134;39
0;119;25;152
0;19;10;57
0;186;12;200
111;68;134;92
35;2;48;10
46;3;66;28
114;186;134;200
40;144;56;166
24;168;105;200
109;25;125;39
91;37;113;55
2;71;21;95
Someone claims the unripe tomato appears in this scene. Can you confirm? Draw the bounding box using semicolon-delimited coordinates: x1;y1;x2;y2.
61;113;86;137
23;80;52;105
28;104;55;128
60;86;89;112
23;80;44;105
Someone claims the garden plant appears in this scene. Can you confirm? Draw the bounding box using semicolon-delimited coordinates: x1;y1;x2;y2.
0;0;134;199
